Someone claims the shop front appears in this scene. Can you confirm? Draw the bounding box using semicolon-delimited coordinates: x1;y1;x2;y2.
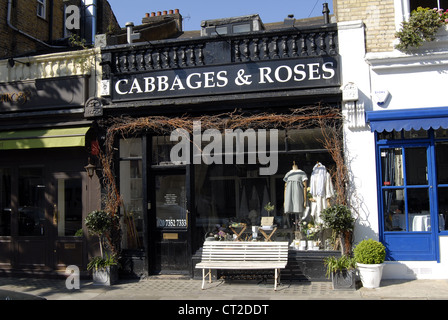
367;108;448;262
96;17;342;277
0;53;101;276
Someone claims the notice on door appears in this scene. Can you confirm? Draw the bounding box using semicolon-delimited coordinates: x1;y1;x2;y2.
164;193;178;205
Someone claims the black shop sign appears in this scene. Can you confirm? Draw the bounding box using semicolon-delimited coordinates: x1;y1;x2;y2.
111;56;340;101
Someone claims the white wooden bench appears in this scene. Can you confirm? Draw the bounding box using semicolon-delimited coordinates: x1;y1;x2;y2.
195;241;289;290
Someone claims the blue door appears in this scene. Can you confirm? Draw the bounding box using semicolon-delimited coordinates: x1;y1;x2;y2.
378;142;438;261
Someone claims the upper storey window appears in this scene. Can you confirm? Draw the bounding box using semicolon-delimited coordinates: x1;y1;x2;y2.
410;0;448;11
201;14;264;37
37;0;46;19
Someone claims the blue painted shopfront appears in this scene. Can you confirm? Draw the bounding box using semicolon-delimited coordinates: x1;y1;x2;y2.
367;107;448;262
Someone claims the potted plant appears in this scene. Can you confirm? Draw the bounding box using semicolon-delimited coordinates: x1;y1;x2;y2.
85;210;120;286
320;204;355;255
395;7;448;52
353;239;386;289
87;253;118;286
324;255;357;290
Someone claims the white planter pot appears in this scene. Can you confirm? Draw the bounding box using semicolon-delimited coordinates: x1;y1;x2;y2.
357;263;384;289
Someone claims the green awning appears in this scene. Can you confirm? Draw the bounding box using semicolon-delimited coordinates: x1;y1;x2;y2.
0;127;90;150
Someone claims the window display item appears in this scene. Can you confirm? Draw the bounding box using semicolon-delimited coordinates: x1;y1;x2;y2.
309;162;334;223
283;162;308;214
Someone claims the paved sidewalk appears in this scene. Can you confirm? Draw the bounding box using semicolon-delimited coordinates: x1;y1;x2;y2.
0;276;447;300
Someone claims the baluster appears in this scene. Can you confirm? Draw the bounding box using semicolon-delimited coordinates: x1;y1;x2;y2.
282;36;289;58
262;38;269;59
181;46;187;67
198;44;204;65
164;49;170;68
319;32;327;55
189;46;196;66
234;40;241;62
243;39;250;61
114;54;121;73
173;47;179;67
130;51;137;71
301;34;308;56
139;50;146;71
146;49;154;70
310;33;317;56
156;50;162;69
329;32;336;55
272;37;279;58
291;35;298;57
122;53;129;72
253;38;260;60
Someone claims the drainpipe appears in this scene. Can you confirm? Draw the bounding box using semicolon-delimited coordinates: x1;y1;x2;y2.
7;0;66;49
83;0;97;45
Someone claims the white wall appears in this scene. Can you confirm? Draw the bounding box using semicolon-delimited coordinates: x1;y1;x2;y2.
338;21;380;242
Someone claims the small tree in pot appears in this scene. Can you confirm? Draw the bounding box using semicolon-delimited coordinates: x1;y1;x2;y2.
320;204;355;256
353;239;386;289
85;210;120;285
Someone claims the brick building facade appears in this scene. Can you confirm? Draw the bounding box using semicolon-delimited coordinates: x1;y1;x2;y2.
0;0;119;59
334;0;396;52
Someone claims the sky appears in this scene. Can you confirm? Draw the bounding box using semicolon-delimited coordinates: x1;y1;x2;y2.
107;0;334;31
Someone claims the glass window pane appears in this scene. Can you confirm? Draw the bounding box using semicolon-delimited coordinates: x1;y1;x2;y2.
156;175;187;228
381;148;404;186
405;147;428;185
287;128;326;150
383;189;406;231
408;188;430;231
403;129;428;139
437;187;448;231
0;169;11;236
120;160;144;248
152;136;179;165
436;142;448;184
233;23;251;33
19;168;45;236
120;138;142;158
435;128;448;139
57;178;82;236
215;26;228;35
377;130;402;140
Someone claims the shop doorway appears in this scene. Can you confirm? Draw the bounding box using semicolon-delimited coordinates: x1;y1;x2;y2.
378;139;439;261
149;168;191;274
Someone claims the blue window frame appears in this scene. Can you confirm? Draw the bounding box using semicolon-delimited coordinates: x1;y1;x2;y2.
375;128;448;262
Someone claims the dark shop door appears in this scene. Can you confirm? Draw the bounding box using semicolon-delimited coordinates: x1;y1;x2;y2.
149;169;191;274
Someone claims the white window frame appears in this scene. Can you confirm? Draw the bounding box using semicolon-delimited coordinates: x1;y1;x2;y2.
37;0;46;19
395;0;446;29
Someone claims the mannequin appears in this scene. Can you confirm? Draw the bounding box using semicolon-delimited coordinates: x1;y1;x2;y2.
309;162;334;223
283;161;308;228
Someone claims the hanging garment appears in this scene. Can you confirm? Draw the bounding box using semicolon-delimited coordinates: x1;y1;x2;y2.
310;163;334;223
283;169;308;213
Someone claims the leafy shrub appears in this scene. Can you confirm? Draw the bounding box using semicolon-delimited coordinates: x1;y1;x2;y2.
87;253;117;271
353;239;386;264
395;7;448;52
320;204;355;233
85;210;117;236
324;255;357;279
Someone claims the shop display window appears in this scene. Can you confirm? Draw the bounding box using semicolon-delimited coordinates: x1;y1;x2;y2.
120;138;144;249
57;178;82;236
0;169;11;236
18;167;45;236
193;128;335;248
